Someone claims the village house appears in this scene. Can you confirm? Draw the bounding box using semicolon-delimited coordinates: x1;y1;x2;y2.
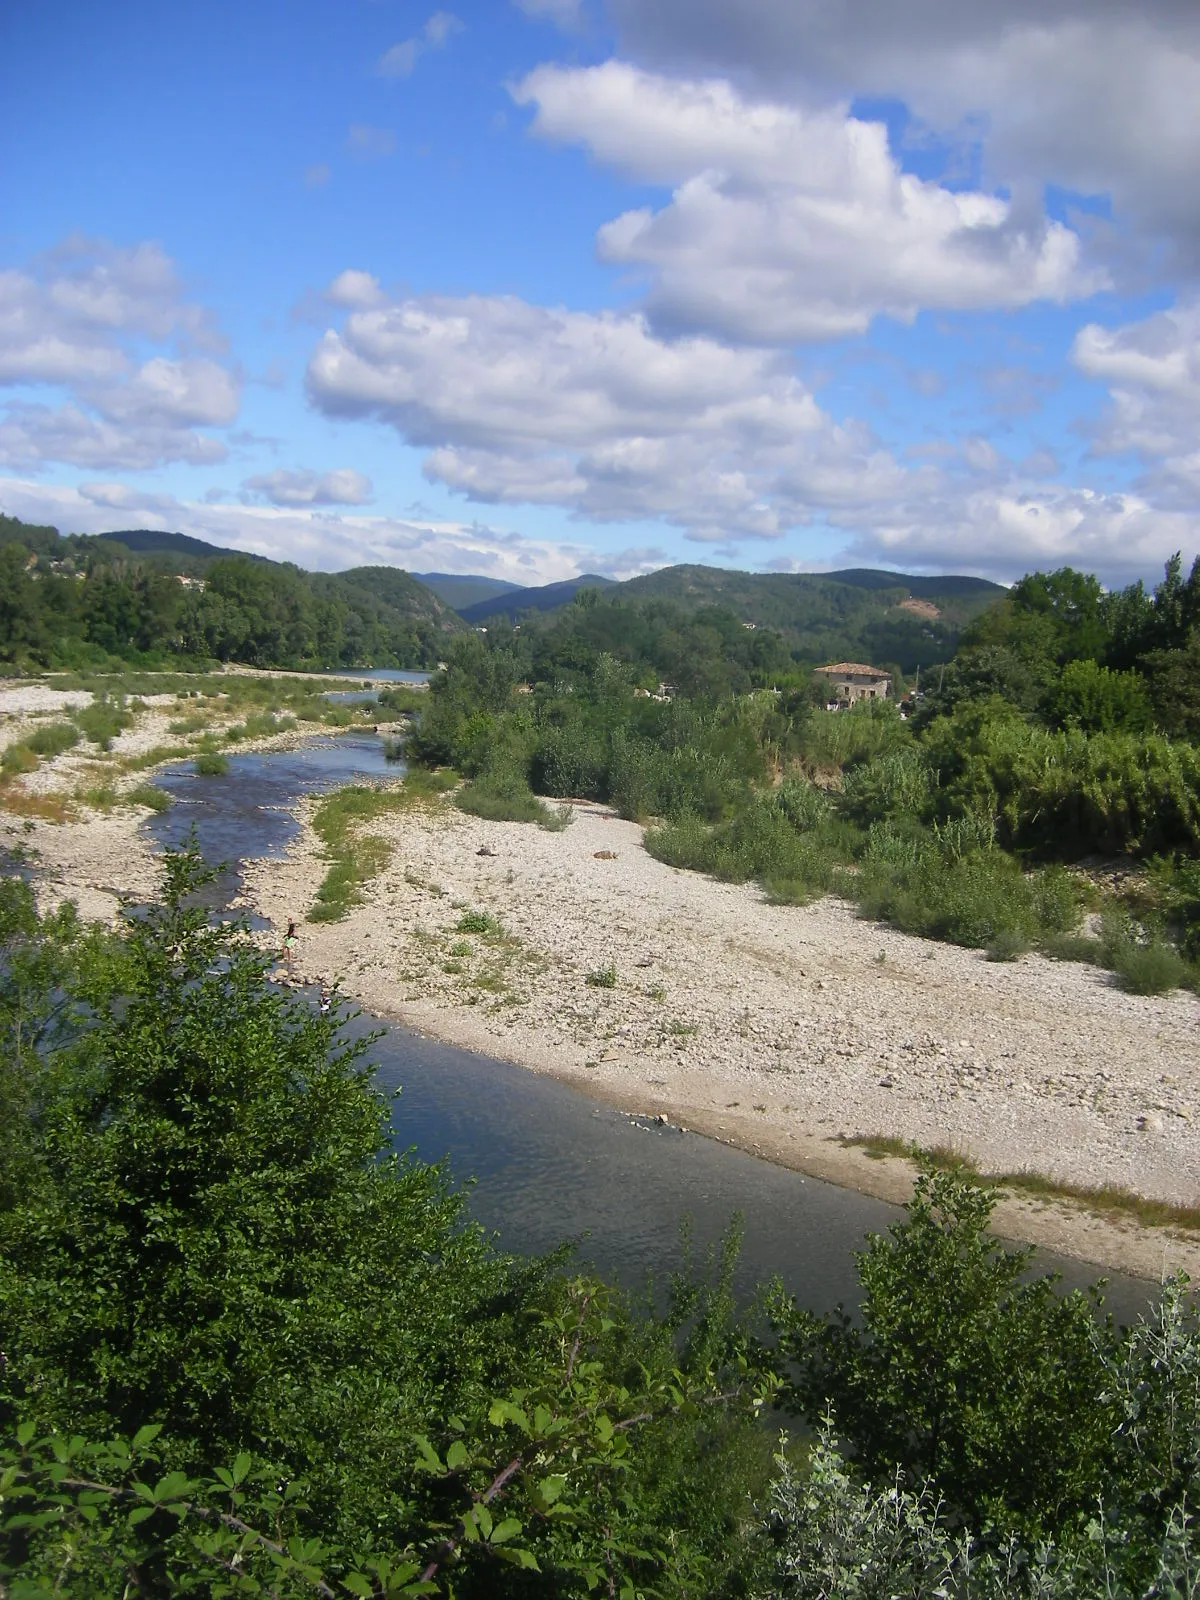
813;661;891;706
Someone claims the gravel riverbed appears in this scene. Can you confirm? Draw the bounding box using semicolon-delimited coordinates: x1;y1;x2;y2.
245;795;1200;1283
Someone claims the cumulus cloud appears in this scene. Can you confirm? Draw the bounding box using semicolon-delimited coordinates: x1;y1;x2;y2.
377;12;463;78
0;403;229;471
299;273;1200;583
0;237;240;472
242;467;374;507
1073;301;1200;505
0;475;633;584
608;1;1200;265
846;484;1200;587
515;62;1101;342
325;269;385;309
305;285;912;539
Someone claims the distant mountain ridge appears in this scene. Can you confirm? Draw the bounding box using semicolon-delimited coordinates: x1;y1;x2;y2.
414;572;522;611
96;529;268;567
456;574;616;624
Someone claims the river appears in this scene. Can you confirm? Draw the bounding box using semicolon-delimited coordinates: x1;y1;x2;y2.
146;730;1159;1324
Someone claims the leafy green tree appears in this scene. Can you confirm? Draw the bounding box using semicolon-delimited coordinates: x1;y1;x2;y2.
0;853;772;1595
773;1166;1114;1542
1042;658;1151;733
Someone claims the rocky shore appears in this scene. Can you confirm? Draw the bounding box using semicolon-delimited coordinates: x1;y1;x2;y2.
244;791;1200;1284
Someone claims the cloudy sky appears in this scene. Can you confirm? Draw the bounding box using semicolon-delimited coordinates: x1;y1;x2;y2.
3;0;1199;585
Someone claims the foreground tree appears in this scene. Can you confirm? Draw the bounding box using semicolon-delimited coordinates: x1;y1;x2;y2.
0;851;773;1595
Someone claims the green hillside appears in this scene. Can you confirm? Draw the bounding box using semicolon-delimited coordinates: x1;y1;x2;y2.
414;571;521;610
0;513;462;671
457;573;616;624
612;564;1004;673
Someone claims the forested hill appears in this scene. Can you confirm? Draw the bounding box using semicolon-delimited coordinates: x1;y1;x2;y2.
413;571;521;610
0;513;463;671
460;562;1004;674
456;573;616;624
617;565;1002;669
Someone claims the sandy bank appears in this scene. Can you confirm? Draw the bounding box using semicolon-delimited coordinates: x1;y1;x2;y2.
244;794;1200;1283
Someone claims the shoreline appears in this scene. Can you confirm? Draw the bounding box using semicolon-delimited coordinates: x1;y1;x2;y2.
4;680;1196;1286
243;788;1200;1285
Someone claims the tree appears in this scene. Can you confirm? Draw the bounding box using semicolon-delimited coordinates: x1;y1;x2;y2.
773;1166;1114;1542
0;851;772;1595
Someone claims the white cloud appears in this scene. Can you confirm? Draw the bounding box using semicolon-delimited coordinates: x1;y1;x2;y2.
298;274;1200;584
377;12;463;78
847;484;1200;587
305;286;892;540
515;61;1102;342
242;468;374;507
0;237;240;472
1072;301;1200;505
0;475;629;583
0;402;229;471
325;269;385;309
608;2;1200;265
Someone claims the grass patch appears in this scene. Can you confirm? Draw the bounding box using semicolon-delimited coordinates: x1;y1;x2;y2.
73;696;134;751
24;722;81;759
308;772;453;923
454;773;573;831
125;782;171;812
838;1135;1200;1233
76;783;118;812
456;909;504;937
1105;937;1189;996
193;753;230;777
0;745;39;777
585;962;618;988
0;787;72;822
120;744;193;772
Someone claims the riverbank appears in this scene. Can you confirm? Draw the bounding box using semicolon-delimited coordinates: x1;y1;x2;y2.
0;674;393;922
244;790;1200;1283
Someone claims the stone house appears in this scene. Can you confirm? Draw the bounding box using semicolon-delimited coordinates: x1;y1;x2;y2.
813;661;891;705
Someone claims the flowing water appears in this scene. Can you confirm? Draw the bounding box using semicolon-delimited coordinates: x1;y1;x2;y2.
144;733;1160;1324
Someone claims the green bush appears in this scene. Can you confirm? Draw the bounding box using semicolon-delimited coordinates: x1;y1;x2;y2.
125;783;171;812
455;909;504;936
23;721;80;758
585;962;618;988
193;752;230;776
1106;937;1189;995
73;695;133;751
985;927;1030;962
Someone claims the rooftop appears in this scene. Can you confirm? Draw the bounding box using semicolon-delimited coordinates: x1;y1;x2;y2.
813;662;890;677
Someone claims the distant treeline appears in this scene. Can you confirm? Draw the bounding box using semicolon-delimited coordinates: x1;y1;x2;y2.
408;555;1200;991
0;514;460;671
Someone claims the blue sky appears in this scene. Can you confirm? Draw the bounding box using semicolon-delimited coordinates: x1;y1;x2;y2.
2;0;1199;585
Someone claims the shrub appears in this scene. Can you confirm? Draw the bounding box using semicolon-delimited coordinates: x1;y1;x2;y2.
23;722;80;758
986;927;1030;962
125;782;171;812
73;696;133;751
586;962;618;988
1107;938;1189;996
0;744;38;776
193;752;230;776
455;909;504;936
